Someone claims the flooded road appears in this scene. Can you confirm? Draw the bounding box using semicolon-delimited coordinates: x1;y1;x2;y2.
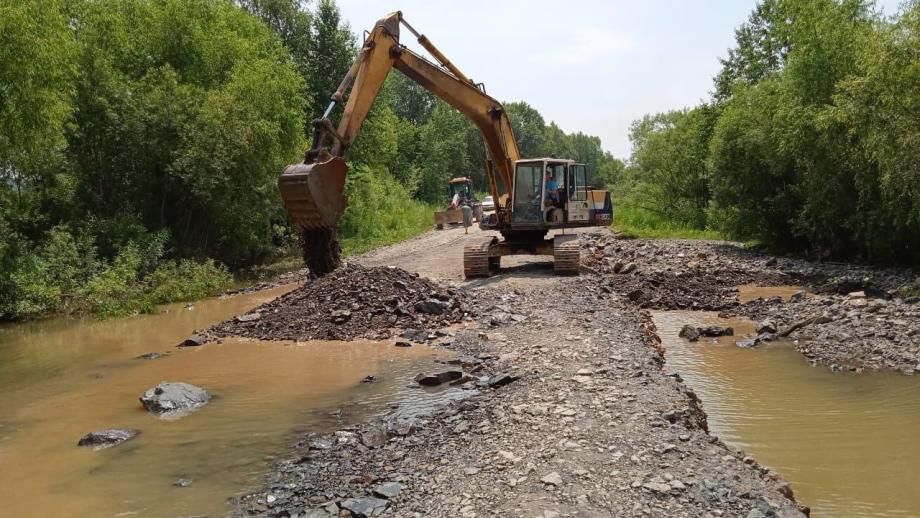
0;287;451;517
653;310;920;517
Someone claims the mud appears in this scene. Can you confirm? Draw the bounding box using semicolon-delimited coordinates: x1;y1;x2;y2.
208;263;473;342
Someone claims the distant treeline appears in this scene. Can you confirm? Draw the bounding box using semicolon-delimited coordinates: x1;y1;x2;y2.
619;0;920;264
0;0;620;319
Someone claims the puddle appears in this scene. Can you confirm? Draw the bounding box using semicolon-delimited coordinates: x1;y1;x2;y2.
653;310;920;517
737;284;804;303
0;288;456;517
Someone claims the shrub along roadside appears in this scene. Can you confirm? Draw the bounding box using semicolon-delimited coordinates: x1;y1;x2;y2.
0;226;233;320
611;195;723;241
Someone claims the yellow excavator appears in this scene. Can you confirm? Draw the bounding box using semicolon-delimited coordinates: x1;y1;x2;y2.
279;12;612;278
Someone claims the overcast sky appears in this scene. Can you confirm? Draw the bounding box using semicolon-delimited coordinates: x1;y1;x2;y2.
335;0;902;158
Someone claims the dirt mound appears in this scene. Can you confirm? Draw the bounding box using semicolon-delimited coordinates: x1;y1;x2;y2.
209;264;472;341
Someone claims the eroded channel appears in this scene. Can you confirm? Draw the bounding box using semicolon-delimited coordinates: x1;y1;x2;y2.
0;288;453;517
653;308;920;517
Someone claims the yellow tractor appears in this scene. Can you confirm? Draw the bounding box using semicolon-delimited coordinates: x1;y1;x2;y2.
434;177;482;230
279;12;613;278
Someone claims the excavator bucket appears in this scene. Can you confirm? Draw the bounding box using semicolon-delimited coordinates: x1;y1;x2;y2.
278;155;348;230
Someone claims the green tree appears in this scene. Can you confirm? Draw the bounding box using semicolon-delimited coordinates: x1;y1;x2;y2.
68;0;306;264
307;0;356;118
0;0;75;214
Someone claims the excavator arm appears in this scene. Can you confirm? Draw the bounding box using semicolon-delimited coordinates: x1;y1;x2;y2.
279;12;520;275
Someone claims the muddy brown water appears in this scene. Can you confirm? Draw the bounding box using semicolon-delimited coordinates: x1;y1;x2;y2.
0;287;455;517
737;284;804;303
653;309;920;517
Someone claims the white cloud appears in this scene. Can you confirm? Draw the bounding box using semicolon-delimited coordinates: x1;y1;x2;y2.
533;26;635;66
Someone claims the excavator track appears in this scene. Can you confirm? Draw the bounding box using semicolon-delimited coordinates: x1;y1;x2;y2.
464;237;498;278
553;235;581;276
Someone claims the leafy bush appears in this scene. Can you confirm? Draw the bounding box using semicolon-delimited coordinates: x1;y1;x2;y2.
340;164;435;256
78;244;149;317
146;259;233;306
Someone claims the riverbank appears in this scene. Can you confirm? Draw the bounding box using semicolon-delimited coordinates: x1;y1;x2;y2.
229;226;806;517
581;232;920;374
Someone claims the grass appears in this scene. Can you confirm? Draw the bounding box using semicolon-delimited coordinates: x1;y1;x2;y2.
612;202;724;240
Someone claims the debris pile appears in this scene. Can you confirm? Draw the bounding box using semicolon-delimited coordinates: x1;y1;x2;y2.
209;264;472;341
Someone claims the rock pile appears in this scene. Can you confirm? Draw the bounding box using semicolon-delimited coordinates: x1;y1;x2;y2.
733;290;920;373
209;264;473;341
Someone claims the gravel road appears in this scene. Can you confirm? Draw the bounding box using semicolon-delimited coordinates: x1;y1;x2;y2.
231;226;811;518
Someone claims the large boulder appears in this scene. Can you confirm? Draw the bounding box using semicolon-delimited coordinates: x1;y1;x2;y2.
77;429;139;450
140;382;210;416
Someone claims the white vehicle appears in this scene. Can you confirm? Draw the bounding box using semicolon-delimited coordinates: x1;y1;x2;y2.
481;195;495;213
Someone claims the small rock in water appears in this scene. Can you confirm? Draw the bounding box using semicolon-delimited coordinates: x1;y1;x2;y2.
177;335;205;348
77;429;139;450
139;382;210;416
415;370;463;386
361;375;377;383
698;325;733;337
736;337;761;348
394;340;412;347
135;352;164;360
678;325;700;342
173;478;192;488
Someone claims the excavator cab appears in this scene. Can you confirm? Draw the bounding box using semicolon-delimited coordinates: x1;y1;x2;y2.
510;159;587;225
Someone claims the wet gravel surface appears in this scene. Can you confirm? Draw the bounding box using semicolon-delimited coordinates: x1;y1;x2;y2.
208;264;472;341
581;232;920;373
235;279;805;518
226;227;810;518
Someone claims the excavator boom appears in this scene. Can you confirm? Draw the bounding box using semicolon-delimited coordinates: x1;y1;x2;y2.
279;12;519;275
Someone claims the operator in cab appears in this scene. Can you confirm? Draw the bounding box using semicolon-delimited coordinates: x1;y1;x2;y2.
545;167;559;204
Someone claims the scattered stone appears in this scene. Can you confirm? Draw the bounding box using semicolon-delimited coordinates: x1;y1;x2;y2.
394;341;412;347
541;472;563;486
620;262;637;274
415;298;448;315
372;482;404;499
330;309;352;323
361;375;377;383
77;429;139;449
174;478;192;488
487;373;519;389
139;382;210;416
135;352;164;360
756;320;777;334
360;427;388;448
236;312;262;322
339;496;388;517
